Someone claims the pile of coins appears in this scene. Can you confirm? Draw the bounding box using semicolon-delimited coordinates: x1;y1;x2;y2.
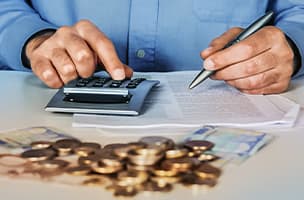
0;136;222;197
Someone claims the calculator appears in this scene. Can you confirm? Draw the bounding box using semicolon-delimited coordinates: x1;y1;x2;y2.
45;76;160;115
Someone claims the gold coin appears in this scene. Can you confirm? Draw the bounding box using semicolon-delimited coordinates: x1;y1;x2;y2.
92;161;122;174
82;176;108;186
81;142;101;149
34;159;69;171
113;142;145;158
184;140;214;151
152;165;179;177
0;154;29;167
113;185;138;197
52;139;81;156
197;153;220;162
165;148;188;159
78;155;99;166
116;170;149;186
126;163;154;172
181;173;217;187
74;146;96;157
30;141;53;149
21;149;57;162
194;163;221;179
150;175;180;185
65;165;91;176
161;157;197;172
142;181;173;192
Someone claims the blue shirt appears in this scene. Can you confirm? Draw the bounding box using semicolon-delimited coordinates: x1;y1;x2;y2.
0;0;304;77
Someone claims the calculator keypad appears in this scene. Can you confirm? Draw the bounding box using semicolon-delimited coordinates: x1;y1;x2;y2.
74;77;146;89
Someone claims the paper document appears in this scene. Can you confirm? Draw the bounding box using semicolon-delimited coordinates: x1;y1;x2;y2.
73;71;300;129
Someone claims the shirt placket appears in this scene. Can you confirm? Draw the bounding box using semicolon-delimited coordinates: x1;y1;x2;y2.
128;0;159;71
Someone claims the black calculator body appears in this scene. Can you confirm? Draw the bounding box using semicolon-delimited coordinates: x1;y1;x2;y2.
45;76;160;115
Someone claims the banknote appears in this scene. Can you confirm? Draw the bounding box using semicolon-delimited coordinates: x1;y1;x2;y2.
184;125;275;165
0;127;73;153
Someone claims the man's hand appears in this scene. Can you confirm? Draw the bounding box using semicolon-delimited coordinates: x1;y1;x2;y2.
26;20;133;88
201;26;294;94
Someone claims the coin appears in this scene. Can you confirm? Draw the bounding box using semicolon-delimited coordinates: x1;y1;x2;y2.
197;153;220;162
152;165;179;177
116;170;149;186
21;149;57;161
34;159;69;171
81;142;101;149
113;185;138;197
165;148;188;159
52;139;81;156
78;154;99;166
161;157;198;172
128;149;163;166
139;136;175;150
150;175;180;185
113;142;145;158
142;181;173;192
181;173;217;187
74;146;96;157
184;140;214;151
126;163;154;172
30;141;53;149
65;165;91;176
194;163;221;179
82;176;108;186
0;154;29;167
92;161;122;174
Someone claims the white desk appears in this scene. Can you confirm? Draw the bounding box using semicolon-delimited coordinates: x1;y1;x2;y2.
1;71;304;200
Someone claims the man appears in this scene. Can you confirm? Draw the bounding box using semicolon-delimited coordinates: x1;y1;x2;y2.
0;0;303;94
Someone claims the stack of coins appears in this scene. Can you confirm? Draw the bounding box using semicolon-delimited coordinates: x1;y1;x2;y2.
0;136;222;197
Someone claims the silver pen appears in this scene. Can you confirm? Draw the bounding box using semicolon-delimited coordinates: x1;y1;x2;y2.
189;11;274;89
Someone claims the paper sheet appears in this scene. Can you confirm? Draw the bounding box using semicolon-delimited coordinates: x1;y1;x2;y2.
73;71;300;130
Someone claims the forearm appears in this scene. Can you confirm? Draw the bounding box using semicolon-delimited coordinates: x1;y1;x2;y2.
0;0;57;71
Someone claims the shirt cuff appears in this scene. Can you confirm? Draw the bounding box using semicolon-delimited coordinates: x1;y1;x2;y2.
276;22;304;78
0;15;57;71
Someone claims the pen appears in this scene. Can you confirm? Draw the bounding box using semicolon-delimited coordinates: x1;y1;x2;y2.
189;11;275;89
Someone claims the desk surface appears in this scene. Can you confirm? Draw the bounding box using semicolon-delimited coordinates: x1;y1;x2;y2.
0;71;304;200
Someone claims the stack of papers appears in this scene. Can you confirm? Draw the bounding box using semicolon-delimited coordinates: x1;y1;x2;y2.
73;71;300;132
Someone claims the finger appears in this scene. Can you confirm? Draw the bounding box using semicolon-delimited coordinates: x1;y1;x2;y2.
201;27;243;59
240;80;290;95
213;50;277;81
75;20;126;80
124;64;133;78
50;48;78;84
60;33;96;78
203;27;273;71
226;68;280;90
31;58;63;88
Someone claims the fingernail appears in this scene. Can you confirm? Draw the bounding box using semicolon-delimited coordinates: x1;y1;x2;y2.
42;69;53;80
204;59;215;70
112;68;125;80
204;46;213;53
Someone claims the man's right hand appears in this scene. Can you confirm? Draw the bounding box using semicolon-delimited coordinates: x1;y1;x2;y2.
25;20;133;88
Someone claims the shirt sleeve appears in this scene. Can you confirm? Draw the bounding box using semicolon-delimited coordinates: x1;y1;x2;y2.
0;0;57;71
269;0;304;78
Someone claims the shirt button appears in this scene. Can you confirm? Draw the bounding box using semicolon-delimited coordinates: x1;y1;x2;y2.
136;49;146;58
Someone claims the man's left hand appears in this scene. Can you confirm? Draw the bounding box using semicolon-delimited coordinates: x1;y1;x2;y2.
201;26;294;94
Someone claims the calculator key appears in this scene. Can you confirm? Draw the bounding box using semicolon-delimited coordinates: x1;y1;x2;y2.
76;82;87;87
126;84;137;89
92;82;104;87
